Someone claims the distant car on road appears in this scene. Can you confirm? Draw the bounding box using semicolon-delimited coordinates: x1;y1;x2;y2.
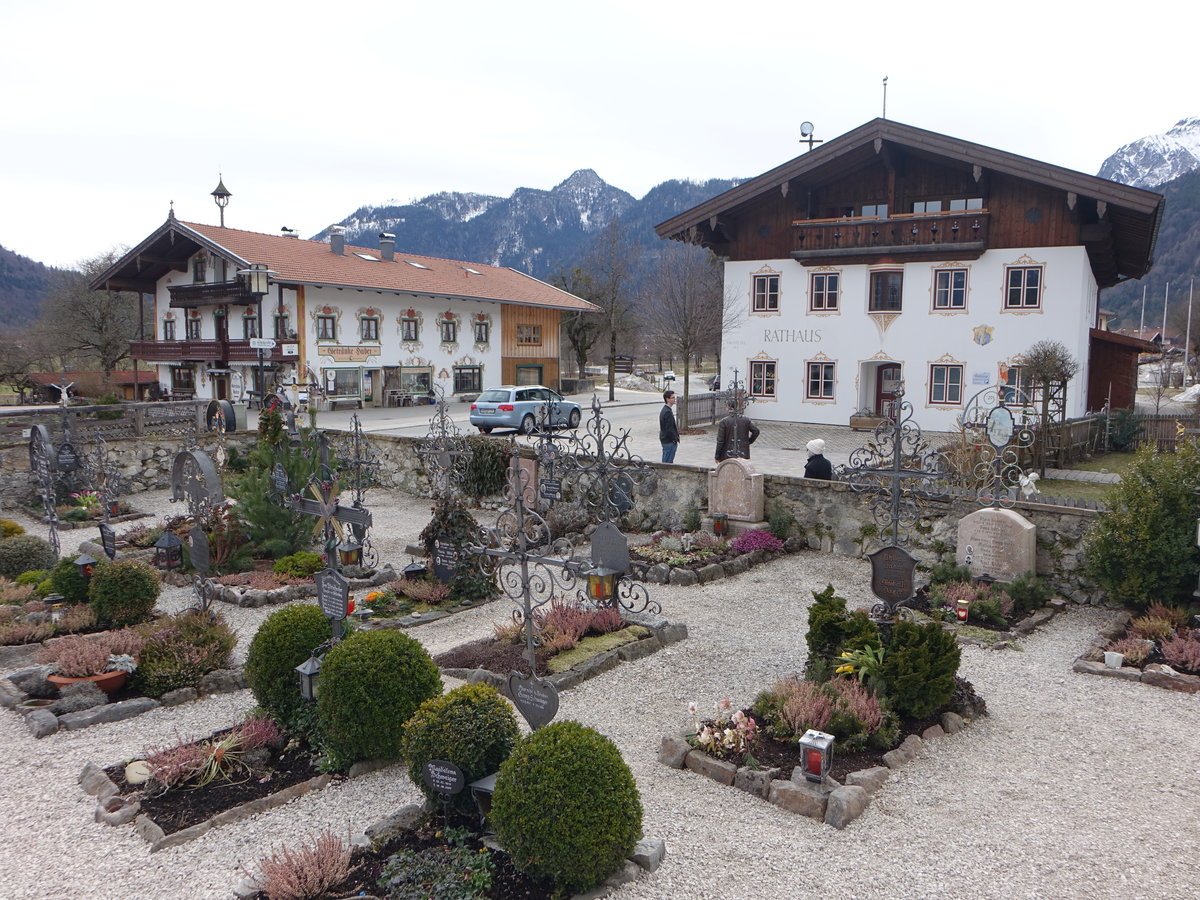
707;375;720;390
469;386;582;434
663;371;676;381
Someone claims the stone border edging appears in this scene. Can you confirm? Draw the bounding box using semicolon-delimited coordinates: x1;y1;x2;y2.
1071;611;1200;693
633;537;806;587
441;611;687;694
658;711;973;829
81;756;392;852
941;598;1068;651
4;667;246;739
211;565;397;608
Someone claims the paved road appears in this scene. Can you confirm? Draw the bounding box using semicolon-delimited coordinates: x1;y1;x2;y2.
265;386;935;477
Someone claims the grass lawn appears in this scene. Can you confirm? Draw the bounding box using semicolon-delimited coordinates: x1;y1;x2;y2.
1035;478;1116;505
1066;451;1138;478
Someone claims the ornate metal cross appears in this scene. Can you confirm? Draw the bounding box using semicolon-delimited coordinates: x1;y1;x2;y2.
285;432;373;565
557;396;652;523
416;385;470;497
28;425;61;558
960;385;1036;508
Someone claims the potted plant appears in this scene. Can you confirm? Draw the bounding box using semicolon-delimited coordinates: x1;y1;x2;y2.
39;631;142;695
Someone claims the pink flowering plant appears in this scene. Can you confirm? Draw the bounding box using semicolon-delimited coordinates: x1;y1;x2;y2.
730;529;785;555
688;696;758;759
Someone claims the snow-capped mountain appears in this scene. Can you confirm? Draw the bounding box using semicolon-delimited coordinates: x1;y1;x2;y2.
1097;117;1200;188
312;171;739;279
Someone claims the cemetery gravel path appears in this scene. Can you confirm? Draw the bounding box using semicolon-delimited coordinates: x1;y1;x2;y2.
1;490;1198;899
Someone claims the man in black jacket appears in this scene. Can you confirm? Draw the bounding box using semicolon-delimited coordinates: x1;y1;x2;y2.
659;390;680;462
714;401;760;462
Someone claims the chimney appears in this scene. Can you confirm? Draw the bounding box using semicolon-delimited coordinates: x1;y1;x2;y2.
379;232;395;261
329;225;345;255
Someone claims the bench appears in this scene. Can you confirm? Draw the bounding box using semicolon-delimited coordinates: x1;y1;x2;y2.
326;396;363;411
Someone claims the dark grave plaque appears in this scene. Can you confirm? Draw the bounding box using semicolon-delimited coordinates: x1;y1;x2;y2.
607;472;635;515
421;760;465;797
56;442;79;473
507;671;559;730
190;526;211;576
539;477;562;502
315;567;350;620
432;534;459;585
591;521;631;575
868;545;917;605
98;523;117;560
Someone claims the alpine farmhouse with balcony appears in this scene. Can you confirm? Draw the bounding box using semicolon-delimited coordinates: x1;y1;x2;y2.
656;119;1164;426
89;213;597;407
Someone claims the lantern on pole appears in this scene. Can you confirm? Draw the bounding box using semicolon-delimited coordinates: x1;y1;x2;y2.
74;553;98;580
585;563;619;604
153;532;184;570
798;729;834;782
337;536;363;568
296;655;322;702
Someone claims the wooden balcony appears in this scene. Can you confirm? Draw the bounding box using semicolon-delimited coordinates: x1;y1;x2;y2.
130;339;295;363
792;211;990;265
168;280;256;308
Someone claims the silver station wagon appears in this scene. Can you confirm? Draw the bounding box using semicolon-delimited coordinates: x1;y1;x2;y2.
469;386;582;434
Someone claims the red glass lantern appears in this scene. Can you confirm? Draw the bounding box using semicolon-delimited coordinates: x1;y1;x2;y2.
586;566;618;603
956;598;970;622
712;514;729;537
798;729;834;782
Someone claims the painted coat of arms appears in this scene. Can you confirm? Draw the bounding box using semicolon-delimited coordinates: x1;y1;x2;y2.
972;325;994;346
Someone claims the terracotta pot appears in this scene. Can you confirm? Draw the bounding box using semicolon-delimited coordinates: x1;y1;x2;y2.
47;670;128;696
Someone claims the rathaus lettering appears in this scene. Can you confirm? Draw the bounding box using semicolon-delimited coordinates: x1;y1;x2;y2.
763;328;822;343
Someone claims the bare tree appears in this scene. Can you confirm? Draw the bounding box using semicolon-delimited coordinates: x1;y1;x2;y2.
581;220;640;401
1150;353;1178;416
640;244;725;427
551;268;603;379
1021;339;1080;474
36;250;140;385
0;328;51;402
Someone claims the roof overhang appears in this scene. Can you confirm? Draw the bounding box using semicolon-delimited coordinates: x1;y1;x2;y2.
88;215;249;293
1090;327;1158;353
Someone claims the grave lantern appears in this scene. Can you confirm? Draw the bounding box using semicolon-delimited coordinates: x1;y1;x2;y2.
712;513;729;537
108;499;121;517
337;536;363;568
153;532;184;570
585;563;619;604
44;592;66;623
956;597;971;622
296;655;322;702
402;560;427;580
74;553;98;580
797;729;834;782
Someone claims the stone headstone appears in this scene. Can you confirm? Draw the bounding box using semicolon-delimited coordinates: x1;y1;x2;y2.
707;458;764;522
956;507;1036;582
432;533;459;585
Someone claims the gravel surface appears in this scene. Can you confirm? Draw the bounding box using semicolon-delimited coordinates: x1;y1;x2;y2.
2;489;1198;899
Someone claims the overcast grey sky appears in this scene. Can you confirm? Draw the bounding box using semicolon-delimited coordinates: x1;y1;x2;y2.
1;0;1194;269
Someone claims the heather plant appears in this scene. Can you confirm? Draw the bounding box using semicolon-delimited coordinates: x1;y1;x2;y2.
1105;636;1153;666
39;630;143;677
1128;615;1174;642
58;602;96;634
2;582;36;605
144;734;208;790
0;605;17;624
1160;633;1200;672
752;675;896;753
1144;602;1191;628
132;611;237;698
397;578;452;605
731;528;785;554
590;605;624;633
543;596;592;644
0;620;55;645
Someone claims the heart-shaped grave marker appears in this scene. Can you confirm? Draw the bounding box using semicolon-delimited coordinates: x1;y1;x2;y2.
507;671;559;730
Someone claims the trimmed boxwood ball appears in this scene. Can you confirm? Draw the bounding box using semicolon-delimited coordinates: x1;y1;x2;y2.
50;555;90;604
491;721;642;894
87;559;161;626
400;683;519;813
0;534;57;580
317;629;442;767
244;604;331;727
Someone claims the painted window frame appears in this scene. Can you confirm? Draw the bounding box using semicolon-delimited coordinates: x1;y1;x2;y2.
810;272;840;312
933;267;968;311
1005;265;1043;309
360;316;380;342
869;270;903;313
752;274;780;312
516;324;542;345
185;316;202;340
273;313;291;340
400;318;420;342
162;319;176;341
474;321;490;344
316;315;337;341
750;359;777;398
806;361;835;400
929;364;964;405
440;319;458;344
242;313;259;340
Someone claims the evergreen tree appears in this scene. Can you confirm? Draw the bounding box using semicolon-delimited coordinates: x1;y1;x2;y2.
228;408;322;558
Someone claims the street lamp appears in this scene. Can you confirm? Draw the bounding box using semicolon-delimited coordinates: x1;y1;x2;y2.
238;263;277;406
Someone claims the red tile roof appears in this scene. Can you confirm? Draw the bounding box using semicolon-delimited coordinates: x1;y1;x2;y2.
181;222;598;312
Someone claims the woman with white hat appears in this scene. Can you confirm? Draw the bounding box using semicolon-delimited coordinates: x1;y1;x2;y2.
803;438;832;480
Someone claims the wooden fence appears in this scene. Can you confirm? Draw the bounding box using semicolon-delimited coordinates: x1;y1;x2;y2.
0;400;208;448
680;391;721;428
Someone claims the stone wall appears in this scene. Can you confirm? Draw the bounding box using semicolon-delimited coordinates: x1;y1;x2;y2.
2;431;1101;602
